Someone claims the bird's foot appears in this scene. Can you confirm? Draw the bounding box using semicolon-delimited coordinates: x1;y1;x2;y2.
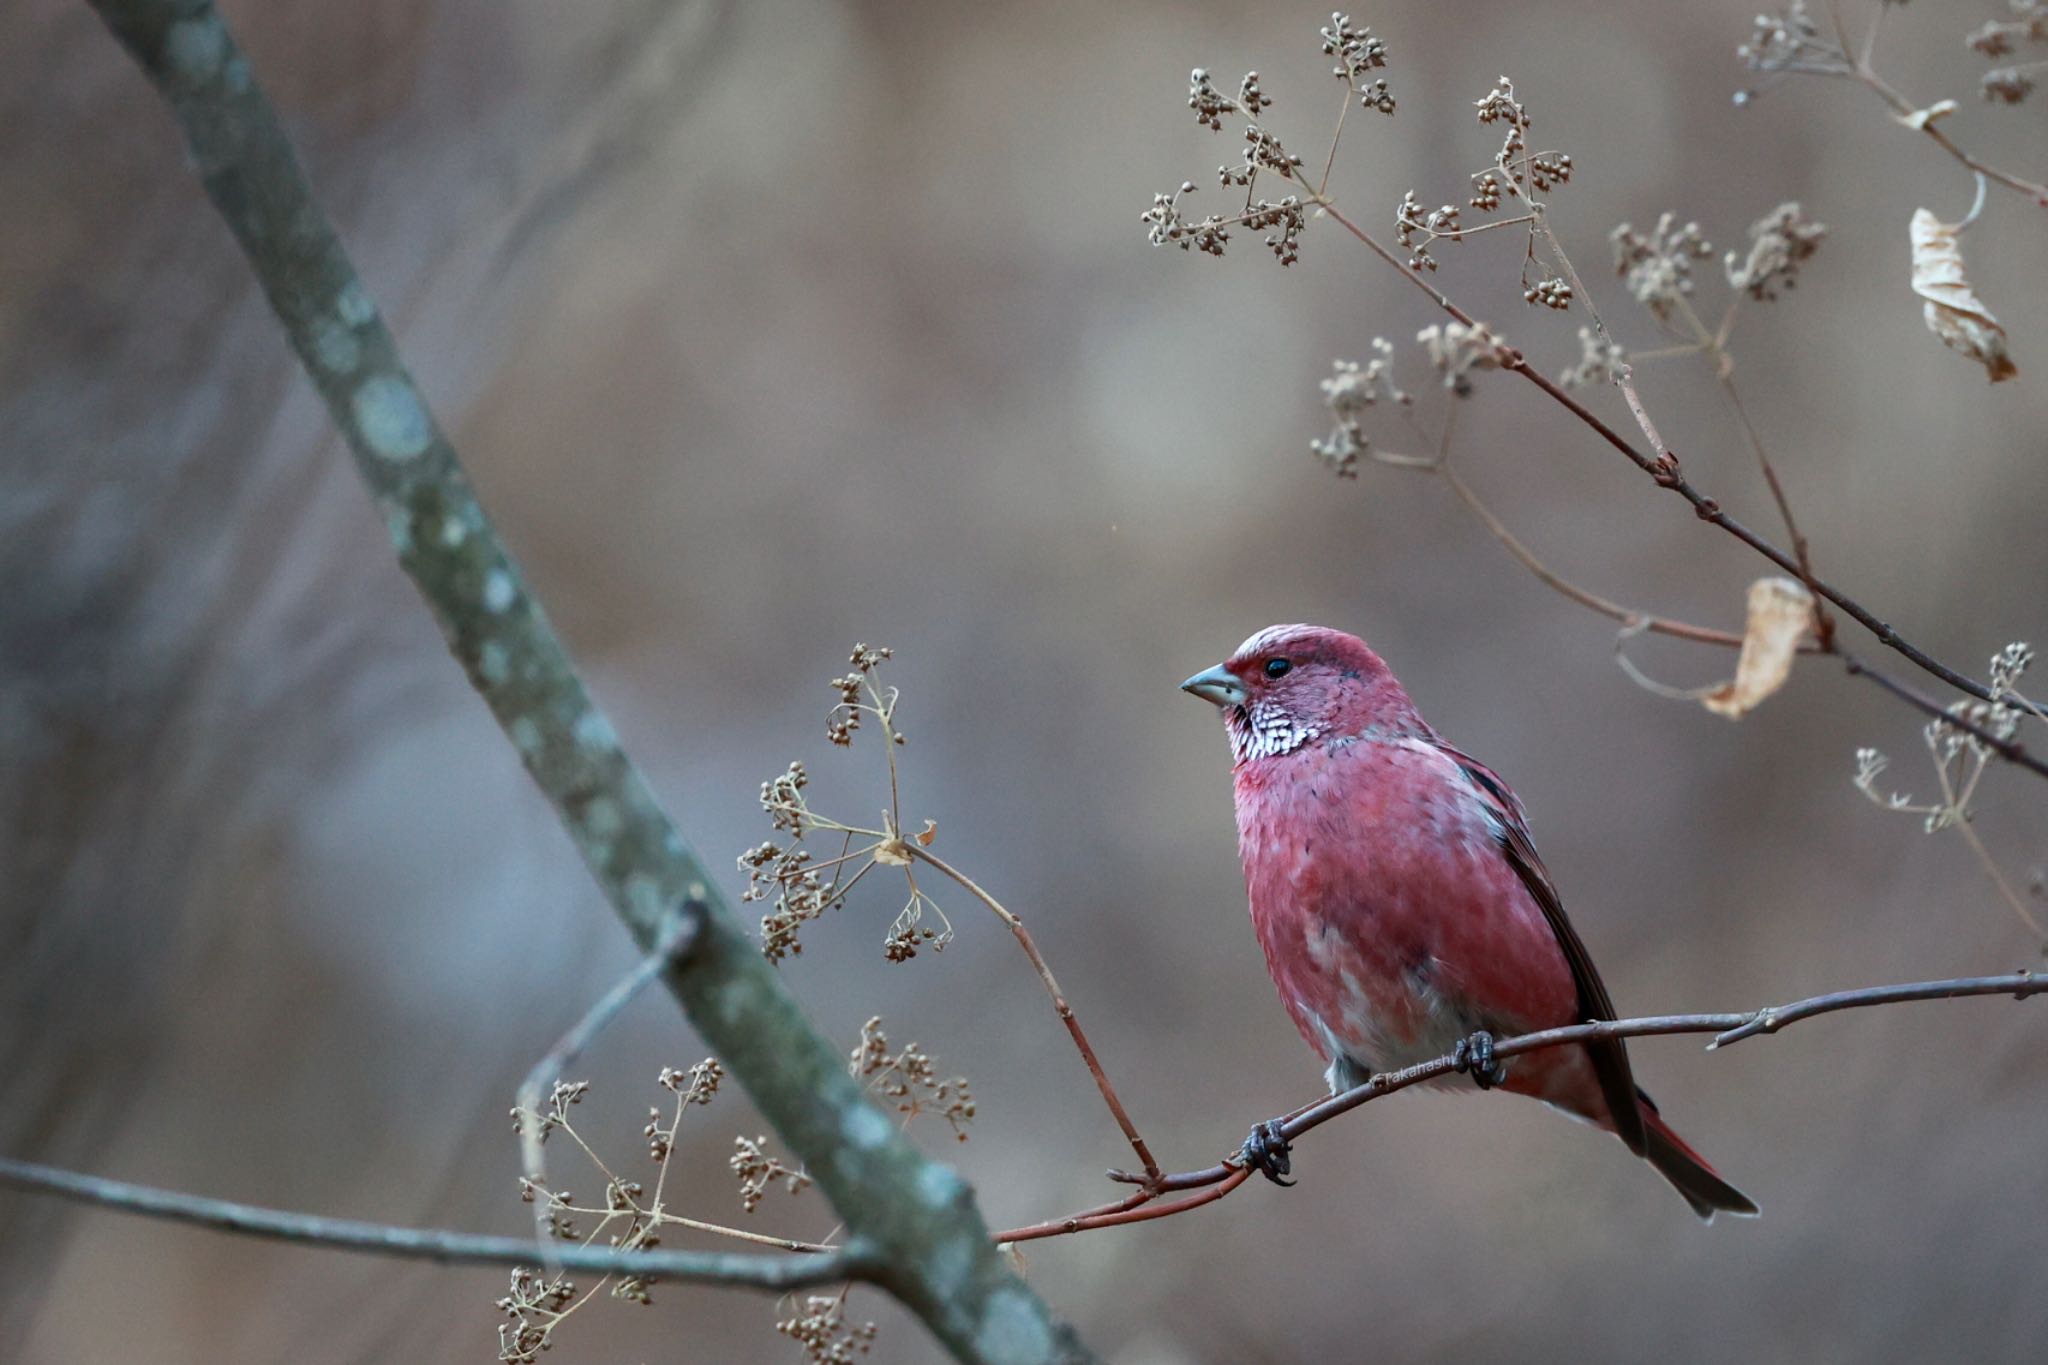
1238;1118;1296;1187
1452;1030;1508;1090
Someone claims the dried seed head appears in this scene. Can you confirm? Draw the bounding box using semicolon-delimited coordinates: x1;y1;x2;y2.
1417;320;1505;396
1725;201;1827;300
1560;327;1628;389
1611;213;1714;320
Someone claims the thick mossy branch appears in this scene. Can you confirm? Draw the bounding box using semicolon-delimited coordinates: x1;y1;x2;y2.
84;3;1090;1359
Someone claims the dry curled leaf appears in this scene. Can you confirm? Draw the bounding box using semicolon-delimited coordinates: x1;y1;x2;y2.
1701;577;1814;719
1909;208;2017;382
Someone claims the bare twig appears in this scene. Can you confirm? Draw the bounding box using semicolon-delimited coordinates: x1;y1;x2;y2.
905;845;1162;1182
0;1156;873;1290
1434;464;1767;652
994;970;2044;1243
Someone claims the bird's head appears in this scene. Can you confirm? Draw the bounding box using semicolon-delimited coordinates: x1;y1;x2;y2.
1180;623;1424;763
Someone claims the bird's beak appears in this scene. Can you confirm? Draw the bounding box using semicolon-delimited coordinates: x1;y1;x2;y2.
1180;663;1247;708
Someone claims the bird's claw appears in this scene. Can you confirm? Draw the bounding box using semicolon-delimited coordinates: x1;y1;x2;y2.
1239;1118;1296;1187
1453;1030;1508;1090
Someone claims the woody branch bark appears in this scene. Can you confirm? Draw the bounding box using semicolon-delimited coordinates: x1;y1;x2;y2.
82;3;1090;1359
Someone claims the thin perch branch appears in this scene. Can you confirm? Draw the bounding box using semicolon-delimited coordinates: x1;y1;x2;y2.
993;969;2044;1243
0;1156;874;1291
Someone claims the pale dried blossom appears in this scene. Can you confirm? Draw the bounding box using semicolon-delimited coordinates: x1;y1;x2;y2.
1737;2;1849;81
1523;276;1573;310
1417;320;1504;396
1560;327;1628;388
1395;190;1466;271
730;1134;812;1213
509;1079;590;1144
1470;77;1569;202
1855;644;2031;838
1981;66;2036;103
1322;12;1390;82
760;760;811;834
850;1017;977;1140
1142;182;1232;257
1611;213;1714;321
1724;201;1827;300
1990;642;2036;700
826;644;893;747
777;1294;879;1364
646;1057;722;1158
745;833;856;963
1309;343;1408;477
658;1056;724;1103
496;1267;576;1364
1967;7;2048;60
1246;194;1308;265
1237;70;1273;117
1187;67;1234;131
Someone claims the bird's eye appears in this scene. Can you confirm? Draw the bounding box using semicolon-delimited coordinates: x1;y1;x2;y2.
1264;658;1292;679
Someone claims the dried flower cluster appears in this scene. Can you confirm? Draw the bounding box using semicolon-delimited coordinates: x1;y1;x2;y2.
1610;214;1714;322
850;1016;977;1140
777;1292;879;1364
498;1057;838;1360
1144;14;1399;265
743;762;856;964
1737;2;1849;83
731;1134;814;1214
1854;644;2044;938
829;644;896;747
1394;190;1464;273
496;1268;577;1364
1322;11;1396;111
509;1079;590;1146
1969;4;2046;103
647;1058;722;1160
1390;76;1577;305
1418;320;1505;397
1309;342;1410;477
1560;326;1628;389
1724;202;1827;300
742;648;961;963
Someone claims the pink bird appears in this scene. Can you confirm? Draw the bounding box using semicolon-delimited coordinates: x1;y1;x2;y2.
1182;623;1756;1219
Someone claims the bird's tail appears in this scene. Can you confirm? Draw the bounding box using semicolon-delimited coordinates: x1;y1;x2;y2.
1636;1088;1759;1221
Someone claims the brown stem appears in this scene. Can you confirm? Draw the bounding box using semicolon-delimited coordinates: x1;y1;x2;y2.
1715;368;1837;649
1309;199;2003;710
1436;465;1760;651
990;970;2045;1244
1853;64;2048;207
907;846;1161;1180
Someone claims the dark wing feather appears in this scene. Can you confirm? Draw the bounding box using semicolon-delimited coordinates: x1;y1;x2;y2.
1446;747;1647;1155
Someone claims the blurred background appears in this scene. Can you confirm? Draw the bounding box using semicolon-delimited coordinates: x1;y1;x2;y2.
6;0;2047;1360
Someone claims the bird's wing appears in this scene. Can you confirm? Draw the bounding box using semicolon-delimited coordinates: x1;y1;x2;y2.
1439;743;1647;1155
